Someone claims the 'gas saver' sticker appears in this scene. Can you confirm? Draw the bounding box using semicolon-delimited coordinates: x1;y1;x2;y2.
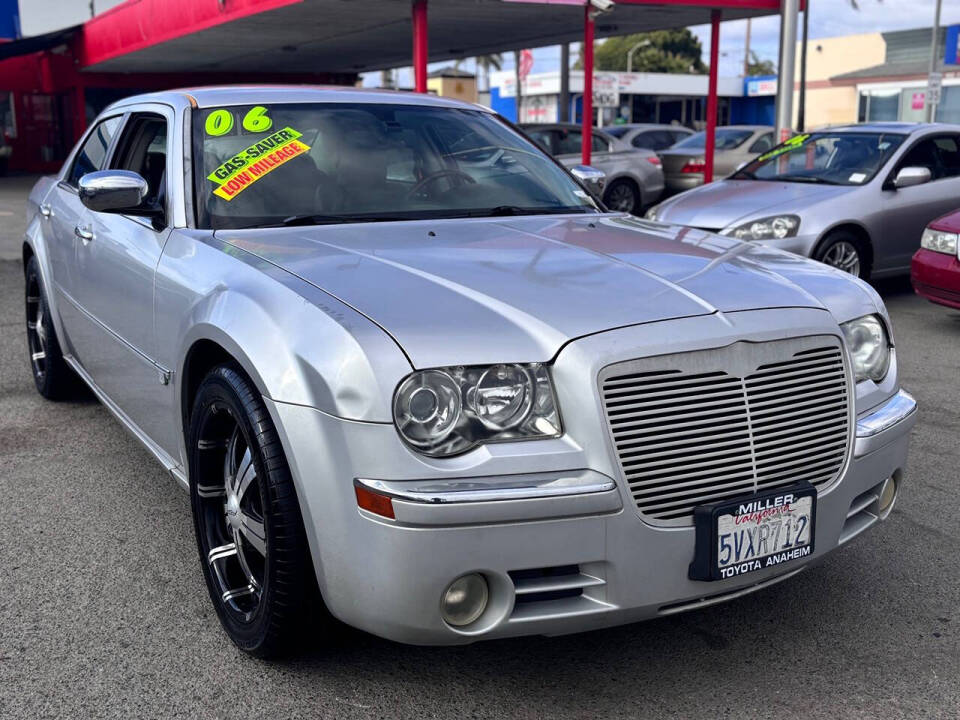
209;127;311;201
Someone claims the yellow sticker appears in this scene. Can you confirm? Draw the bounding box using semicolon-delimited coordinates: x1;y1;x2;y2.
757;133;810;163
212;137;311;201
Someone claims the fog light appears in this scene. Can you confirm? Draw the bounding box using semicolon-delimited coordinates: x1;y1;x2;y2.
441;573;489;627
877;476;897;518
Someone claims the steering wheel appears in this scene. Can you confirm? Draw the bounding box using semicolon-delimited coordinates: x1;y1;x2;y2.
407;169;476;198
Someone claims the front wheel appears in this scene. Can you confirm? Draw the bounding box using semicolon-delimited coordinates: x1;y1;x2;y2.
814;231;870;280
188;364;317;657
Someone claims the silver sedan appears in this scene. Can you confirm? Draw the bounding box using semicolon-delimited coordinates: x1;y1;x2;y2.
659;124;774;192
521;122;664;213
648;123;960;279
24;87;915;656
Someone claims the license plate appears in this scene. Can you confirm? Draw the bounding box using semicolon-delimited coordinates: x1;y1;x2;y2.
689;483;816;582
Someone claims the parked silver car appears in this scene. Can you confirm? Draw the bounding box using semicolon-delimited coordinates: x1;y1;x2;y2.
648;123;960;279
24;87;915;656
602;123;695;151
521;122;664;213
659;124;775;192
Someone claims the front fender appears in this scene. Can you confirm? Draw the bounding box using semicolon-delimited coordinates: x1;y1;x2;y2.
155;231;412;433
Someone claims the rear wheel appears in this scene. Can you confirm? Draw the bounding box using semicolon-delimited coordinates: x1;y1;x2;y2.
603;178;641;214
189;364;317;657
814;230;870;280
24;255;76;400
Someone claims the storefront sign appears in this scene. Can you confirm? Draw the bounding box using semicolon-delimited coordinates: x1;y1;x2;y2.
911;91;926;110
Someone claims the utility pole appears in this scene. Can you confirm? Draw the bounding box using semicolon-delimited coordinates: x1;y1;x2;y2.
797;0;809;131
774;0;799;142
927;0;943;122
559;43;570;122
744;18;752;77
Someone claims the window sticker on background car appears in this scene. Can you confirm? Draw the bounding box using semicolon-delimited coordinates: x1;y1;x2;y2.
207;127;311;201
849;172;867;183
757;133;810;163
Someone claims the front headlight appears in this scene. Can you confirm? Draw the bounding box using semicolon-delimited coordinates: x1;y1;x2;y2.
644;205;659;221
841;314;891;383
730;214;800;241
393;363;562;457
920;227;958;255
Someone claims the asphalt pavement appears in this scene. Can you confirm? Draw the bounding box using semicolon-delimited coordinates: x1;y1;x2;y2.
1;175;958;719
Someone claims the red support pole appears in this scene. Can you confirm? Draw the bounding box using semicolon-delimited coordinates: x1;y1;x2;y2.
73;83;87;143
412;0;428;93
581;5;594;166
704;9;721;183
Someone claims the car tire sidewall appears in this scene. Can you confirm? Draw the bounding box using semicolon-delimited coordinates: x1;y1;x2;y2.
25;255;71;399
813;231;871;281
188;365;310;656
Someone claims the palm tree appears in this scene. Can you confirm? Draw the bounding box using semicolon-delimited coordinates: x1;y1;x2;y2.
475;53;503;92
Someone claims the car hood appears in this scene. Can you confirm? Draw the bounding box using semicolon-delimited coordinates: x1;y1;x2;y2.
655;179;858;230
216;215;878;368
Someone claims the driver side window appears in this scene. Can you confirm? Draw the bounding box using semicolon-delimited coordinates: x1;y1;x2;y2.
109;113;168;206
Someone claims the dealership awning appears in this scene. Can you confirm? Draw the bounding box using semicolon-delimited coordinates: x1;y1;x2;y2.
76;0;784;75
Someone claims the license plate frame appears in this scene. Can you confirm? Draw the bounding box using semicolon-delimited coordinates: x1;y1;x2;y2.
689;482;817;582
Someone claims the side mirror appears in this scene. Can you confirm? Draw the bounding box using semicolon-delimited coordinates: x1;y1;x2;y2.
893;166;932;189
571;164;606;195
78;170;151;214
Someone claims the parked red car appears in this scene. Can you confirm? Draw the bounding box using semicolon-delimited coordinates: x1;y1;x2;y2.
912;211;960;310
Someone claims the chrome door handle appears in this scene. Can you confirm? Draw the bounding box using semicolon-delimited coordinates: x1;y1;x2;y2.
39;203;52;218
74;224;94;243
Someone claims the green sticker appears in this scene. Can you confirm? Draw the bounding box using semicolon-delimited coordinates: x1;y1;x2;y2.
758;133;810;163
242;106;273;133
204;109;234;136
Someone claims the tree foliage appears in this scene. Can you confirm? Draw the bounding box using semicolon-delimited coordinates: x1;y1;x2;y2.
747;51;776;77
575;30;707;74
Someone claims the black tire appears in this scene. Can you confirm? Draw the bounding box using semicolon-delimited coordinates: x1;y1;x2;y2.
188;364;316;657
603;178;641;215
813;230;871;280
24;255;76;400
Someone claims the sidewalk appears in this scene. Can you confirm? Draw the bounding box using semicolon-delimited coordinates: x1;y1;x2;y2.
0;174;42;262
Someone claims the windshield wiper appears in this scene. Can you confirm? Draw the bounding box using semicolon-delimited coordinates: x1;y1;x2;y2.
460;206;594;218
262;213;410;228
775;175;840;185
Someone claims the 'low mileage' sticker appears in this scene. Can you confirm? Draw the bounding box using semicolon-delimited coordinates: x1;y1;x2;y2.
208;127;311;201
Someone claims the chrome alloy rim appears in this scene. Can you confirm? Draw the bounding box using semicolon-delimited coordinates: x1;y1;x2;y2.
25;273;47;382
821;240;861;276
606;183;636;213
196;410;268;623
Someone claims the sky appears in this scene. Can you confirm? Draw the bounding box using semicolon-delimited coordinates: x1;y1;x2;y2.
365;0;960;88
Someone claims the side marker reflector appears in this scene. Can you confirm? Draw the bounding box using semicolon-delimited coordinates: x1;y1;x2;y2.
355;485;395;519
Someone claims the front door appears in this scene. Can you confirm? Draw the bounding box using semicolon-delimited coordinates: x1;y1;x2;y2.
881;134;960;272
68;106;178;456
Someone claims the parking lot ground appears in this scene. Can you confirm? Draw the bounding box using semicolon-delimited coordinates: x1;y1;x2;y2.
1;175;959;719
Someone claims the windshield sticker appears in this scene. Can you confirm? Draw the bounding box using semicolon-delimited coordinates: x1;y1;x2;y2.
209;128;310;201
205;106;274;136
849;172;867;183
757;133;810;163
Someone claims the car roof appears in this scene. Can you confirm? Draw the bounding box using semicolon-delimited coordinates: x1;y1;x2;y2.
602;123;692;132
815;122;960;135
104;85;492;113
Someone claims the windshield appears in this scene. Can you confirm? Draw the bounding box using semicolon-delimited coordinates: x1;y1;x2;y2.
603;126;631;138
193;103;598;229
731;131;906;186
673;128;754;151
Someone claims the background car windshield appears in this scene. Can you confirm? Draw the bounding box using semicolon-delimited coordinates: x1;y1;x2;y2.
735;132;905;186
672;128;753;150
195;103;597;229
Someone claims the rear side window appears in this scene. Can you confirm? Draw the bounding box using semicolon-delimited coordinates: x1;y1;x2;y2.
632;130;673;150
749;133;774;153
67;116;122;187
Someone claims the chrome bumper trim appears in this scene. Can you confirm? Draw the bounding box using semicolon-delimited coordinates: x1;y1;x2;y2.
854;389;917;457
355;470;616;504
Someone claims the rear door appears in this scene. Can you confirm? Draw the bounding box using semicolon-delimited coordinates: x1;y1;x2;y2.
881;133;960;271
46;115;124;343
68;105;178;453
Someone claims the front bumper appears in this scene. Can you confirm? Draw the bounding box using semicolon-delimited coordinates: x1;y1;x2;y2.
267;313;916;646
911;248;960;309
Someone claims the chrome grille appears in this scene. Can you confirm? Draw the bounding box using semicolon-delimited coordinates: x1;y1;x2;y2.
600;337;851;524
